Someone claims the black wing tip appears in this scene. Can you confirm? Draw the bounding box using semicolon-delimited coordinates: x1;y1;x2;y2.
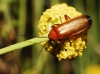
85;15;92;27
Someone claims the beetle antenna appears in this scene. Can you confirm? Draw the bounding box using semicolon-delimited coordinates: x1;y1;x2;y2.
34;42;48;70
17;34;47;38
37;37;47;38
17;34;33;38
59;16;62;23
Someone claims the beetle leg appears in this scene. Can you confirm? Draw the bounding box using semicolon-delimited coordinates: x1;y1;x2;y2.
62;38;72;46
59;15;70;23
66;38;72;46
64;15;70;20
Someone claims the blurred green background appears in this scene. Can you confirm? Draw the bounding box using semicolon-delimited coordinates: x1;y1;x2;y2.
0;0;100;74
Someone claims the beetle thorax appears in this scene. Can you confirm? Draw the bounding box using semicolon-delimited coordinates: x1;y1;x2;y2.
48;29;57;41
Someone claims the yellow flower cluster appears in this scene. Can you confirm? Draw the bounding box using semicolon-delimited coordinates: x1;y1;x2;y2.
38;3;87;60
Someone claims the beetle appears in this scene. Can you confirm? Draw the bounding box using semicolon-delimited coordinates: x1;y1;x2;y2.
48;15;92;42
35;15;92;70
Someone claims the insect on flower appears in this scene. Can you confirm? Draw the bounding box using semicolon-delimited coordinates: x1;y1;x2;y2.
35;14;92;69
36;3;93;69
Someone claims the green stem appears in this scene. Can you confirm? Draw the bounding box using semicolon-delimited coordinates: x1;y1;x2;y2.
0;37;48;55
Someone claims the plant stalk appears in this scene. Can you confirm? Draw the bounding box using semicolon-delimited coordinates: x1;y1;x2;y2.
0;37;48;55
